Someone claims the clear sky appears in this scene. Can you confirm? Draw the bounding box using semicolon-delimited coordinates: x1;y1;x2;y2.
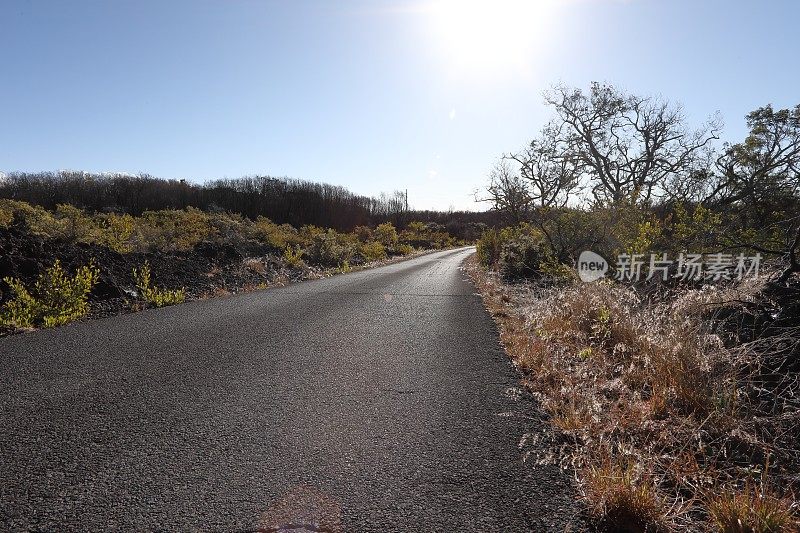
1;0;798;211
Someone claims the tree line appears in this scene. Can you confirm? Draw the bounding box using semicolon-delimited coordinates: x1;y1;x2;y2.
0;172;496;239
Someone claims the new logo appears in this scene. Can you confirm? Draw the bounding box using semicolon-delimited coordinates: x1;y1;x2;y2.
577;250;608;282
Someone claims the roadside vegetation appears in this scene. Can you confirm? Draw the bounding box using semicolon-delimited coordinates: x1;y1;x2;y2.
1;259;98;329
0;200;460;334
472;83;800;531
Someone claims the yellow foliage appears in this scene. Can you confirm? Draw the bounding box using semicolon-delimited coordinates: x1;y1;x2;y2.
96;213;135;253
54;204;97;242
252;217;301;249
0;203;13;228
374;222;398;246
133;208;214;251
671;202;722;253
1;259;99;328
359;241;387;261
132;261;186;307
283;246;305;267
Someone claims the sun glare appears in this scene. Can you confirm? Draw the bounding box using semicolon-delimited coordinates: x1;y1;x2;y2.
427;0;555;78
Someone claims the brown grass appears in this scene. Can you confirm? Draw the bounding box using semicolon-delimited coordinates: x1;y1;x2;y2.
707;483;797;533
583;458;668;532
466;256;800;531
243;257;267;275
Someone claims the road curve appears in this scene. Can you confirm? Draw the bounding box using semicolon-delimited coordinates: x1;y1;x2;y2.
1;248;583;531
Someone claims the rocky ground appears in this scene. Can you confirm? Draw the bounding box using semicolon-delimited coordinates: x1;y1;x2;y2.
0;225;419;330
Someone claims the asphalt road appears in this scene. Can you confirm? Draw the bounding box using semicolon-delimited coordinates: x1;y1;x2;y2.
1;248;584;532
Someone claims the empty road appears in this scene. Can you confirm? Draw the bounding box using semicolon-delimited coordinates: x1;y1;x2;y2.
1;248;583;532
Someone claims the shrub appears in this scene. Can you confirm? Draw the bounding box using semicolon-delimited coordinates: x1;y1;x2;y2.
359;241;387;262
132;261;186;307
208;211;249;247
283;246;306;268
252;217;301;250
96;213;135;253
353;225;374;243
305;229;353;267
480;224;560;281
374;222;398;247
499;232;547;281
299;224;325;245
132;208;214;252
669;202;722;253
0;202;13;228
0;259;99;328
476;228;503;267
529;208;604;262
400;221;454;249
393;243;414;256
54;203;97;242
0;199;61;238
0;201;460;259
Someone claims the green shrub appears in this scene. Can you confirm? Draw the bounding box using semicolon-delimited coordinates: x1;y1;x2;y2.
54;204;98;242
0;200;15;228
499;231;547;281
394;243;415;256
359;241;387;261
208;211;249;246
607;205;663;256
132;261;186;307
299;225;325;245
477;223;569;281
96;213;135;253
0;200;61;238
283;246;306;268
668;202;722;253
477;228;503;267
0;259;99;328
400;221;454;249
374;222;399;247
305;229;353;267
133;208;214;252
477;224;540;267
0;200;461;273
252;217;302;250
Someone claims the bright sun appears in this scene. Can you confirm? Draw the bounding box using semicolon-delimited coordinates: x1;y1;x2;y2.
427;0;555;78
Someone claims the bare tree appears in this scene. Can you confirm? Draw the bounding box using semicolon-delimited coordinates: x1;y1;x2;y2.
504;122;580;208
543;82;720;206
476;159;532;224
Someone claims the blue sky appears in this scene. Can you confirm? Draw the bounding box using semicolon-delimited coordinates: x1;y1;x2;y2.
1;0;798;211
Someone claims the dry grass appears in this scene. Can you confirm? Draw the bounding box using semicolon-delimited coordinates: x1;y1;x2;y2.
243;257;267;275
466;256;800;532
707;483;796;533
583;459;668;532
199;285;231;299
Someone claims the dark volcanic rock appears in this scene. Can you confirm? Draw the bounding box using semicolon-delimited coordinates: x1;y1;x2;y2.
0;225;304;322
